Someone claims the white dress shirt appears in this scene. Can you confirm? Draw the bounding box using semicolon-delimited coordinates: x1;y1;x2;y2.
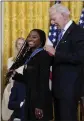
62;20;73;37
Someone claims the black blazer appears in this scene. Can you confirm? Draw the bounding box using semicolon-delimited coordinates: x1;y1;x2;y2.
13;50;53;120
52;21;84;99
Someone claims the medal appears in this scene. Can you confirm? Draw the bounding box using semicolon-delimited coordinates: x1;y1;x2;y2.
24;64;27;69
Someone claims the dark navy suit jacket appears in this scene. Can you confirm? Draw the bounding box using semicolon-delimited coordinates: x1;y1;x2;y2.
8;81;26;120
52;21;84;99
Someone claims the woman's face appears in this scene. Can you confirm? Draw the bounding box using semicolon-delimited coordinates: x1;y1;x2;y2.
16;39;24;51
27;31;41;49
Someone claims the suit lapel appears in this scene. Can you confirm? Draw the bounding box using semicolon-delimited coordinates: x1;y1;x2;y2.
57;21;76;47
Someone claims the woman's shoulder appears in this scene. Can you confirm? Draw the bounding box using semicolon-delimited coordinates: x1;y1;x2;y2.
7;57;14;70
8;57;14;62
39;49;51;57
38;49;52;60
38;49;52;64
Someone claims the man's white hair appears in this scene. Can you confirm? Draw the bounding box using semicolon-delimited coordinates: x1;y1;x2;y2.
49;3;70;15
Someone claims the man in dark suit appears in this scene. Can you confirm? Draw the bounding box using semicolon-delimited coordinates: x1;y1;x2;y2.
45;3;84;121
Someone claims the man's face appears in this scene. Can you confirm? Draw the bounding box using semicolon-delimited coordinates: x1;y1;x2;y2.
50;11;65;29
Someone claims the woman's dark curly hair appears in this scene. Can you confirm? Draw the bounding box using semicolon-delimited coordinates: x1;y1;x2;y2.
30;29;46;47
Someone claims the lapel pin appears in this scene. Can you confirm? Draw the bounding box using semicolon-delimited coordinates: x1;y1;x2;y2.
61;40;66;43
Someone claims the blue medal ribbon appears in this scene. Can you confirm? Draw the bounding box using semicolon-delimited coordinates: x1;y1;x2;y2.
24;48;44;65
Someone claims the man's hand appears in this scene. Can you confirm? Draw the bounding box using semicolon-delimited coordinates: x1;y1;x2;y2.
20;100;25;108
35;108;43;119
44;45;55;56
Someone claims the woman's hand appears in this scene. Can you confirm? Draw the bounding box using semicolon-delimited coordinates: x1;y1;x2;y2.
11;70;16;77
6;69;14;78
35;108;43;119
6;69;16;80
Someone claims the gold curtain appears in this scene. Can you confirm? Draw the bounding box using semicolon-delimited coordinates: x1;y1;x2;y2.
62;1;83;23
3;1;84;88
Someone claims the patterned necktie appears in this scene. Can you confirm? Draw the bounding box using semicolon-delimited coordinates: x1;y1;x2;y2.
58;29;64;42
56;29;64;47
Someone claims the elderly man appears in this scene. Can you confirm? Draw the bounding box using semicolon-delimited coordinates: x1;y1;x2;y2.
45;3;84;121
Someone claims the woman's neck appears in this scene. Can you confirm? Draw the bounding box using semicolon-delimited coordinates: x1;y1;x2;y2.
31;46;41;52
